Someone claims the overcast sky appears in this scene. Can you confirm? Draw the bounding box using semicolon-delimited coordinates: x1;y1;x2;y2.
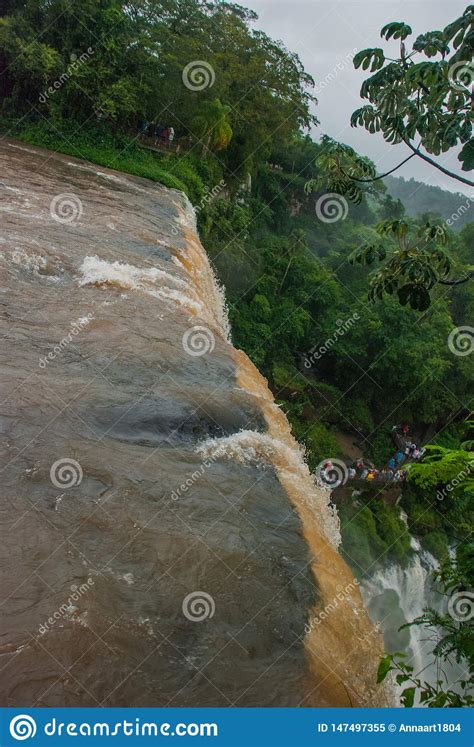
243;0;472;196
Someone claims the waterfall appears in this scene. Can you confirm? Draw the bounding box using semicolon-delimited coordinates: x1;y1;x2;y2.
360;542;465;703
361;551;438;676
0;138;392;708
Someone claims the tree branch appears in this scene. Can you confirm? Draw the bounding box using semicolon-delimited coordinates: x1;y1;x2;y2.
402;138;474;188
438;270;474;286
344;152;417;183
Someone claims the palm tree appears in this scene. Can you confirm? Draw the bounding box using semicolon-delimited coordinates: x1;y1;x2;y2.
191;98;233;154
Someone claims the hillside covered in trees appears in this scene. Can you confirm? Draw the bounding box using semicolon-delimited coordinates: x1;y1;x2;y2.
385;175;474;230
1;0;473;708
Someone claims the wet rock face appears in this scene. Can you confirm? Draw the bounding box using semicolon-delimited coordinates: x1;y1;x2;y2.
0;140;389;707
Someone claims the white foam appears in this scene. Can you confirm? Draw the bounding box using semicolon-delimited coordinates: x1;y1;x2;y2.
79;256;186;290
196;430;341;547
9;248;47;273
197;429;279;466
7;143;38;156
150;287;202;314
78;256;205;315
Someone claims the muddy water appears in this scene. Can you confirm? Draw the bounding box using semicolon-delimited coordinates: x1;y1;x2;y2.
0;140;391;707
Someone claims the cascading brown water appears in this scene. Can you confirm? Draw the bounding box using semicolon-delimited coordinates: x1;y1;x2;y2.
0;139;391;707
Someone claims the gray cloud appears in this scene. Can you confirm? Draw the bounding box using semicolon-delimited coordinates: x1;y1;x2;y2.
244;0;472;196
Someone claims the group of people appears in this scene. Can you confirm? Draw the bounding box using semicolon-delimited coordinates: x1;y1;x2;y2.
138;121;175;147
347;459;409;483
318;423;426;488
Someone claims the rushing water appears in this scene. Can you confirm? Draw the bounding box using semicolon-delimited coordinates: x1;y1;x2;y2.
0;139;392;707
361;549;439;675
361;537;465;704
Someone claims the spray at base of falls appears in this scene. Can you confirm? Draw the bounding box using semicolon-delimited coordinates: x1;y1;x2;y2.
360;542;468;705
361;551;439;676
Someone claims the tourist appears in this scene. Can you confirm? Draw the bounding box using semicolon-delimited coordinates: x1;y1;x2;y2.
154;123;164;145
138;120;149;137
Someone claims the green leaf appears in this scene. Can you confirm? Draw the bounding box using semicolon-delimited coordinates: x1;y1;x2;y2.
353;48;385;72
377;654;393;683
401;686;416;707
459;139;474;172
381;22;412;41
397;284;412;306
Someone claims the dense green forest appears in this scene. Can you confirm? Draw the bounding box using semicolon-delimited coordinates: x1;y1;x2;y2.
1;0;473;705
385;175;473;230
